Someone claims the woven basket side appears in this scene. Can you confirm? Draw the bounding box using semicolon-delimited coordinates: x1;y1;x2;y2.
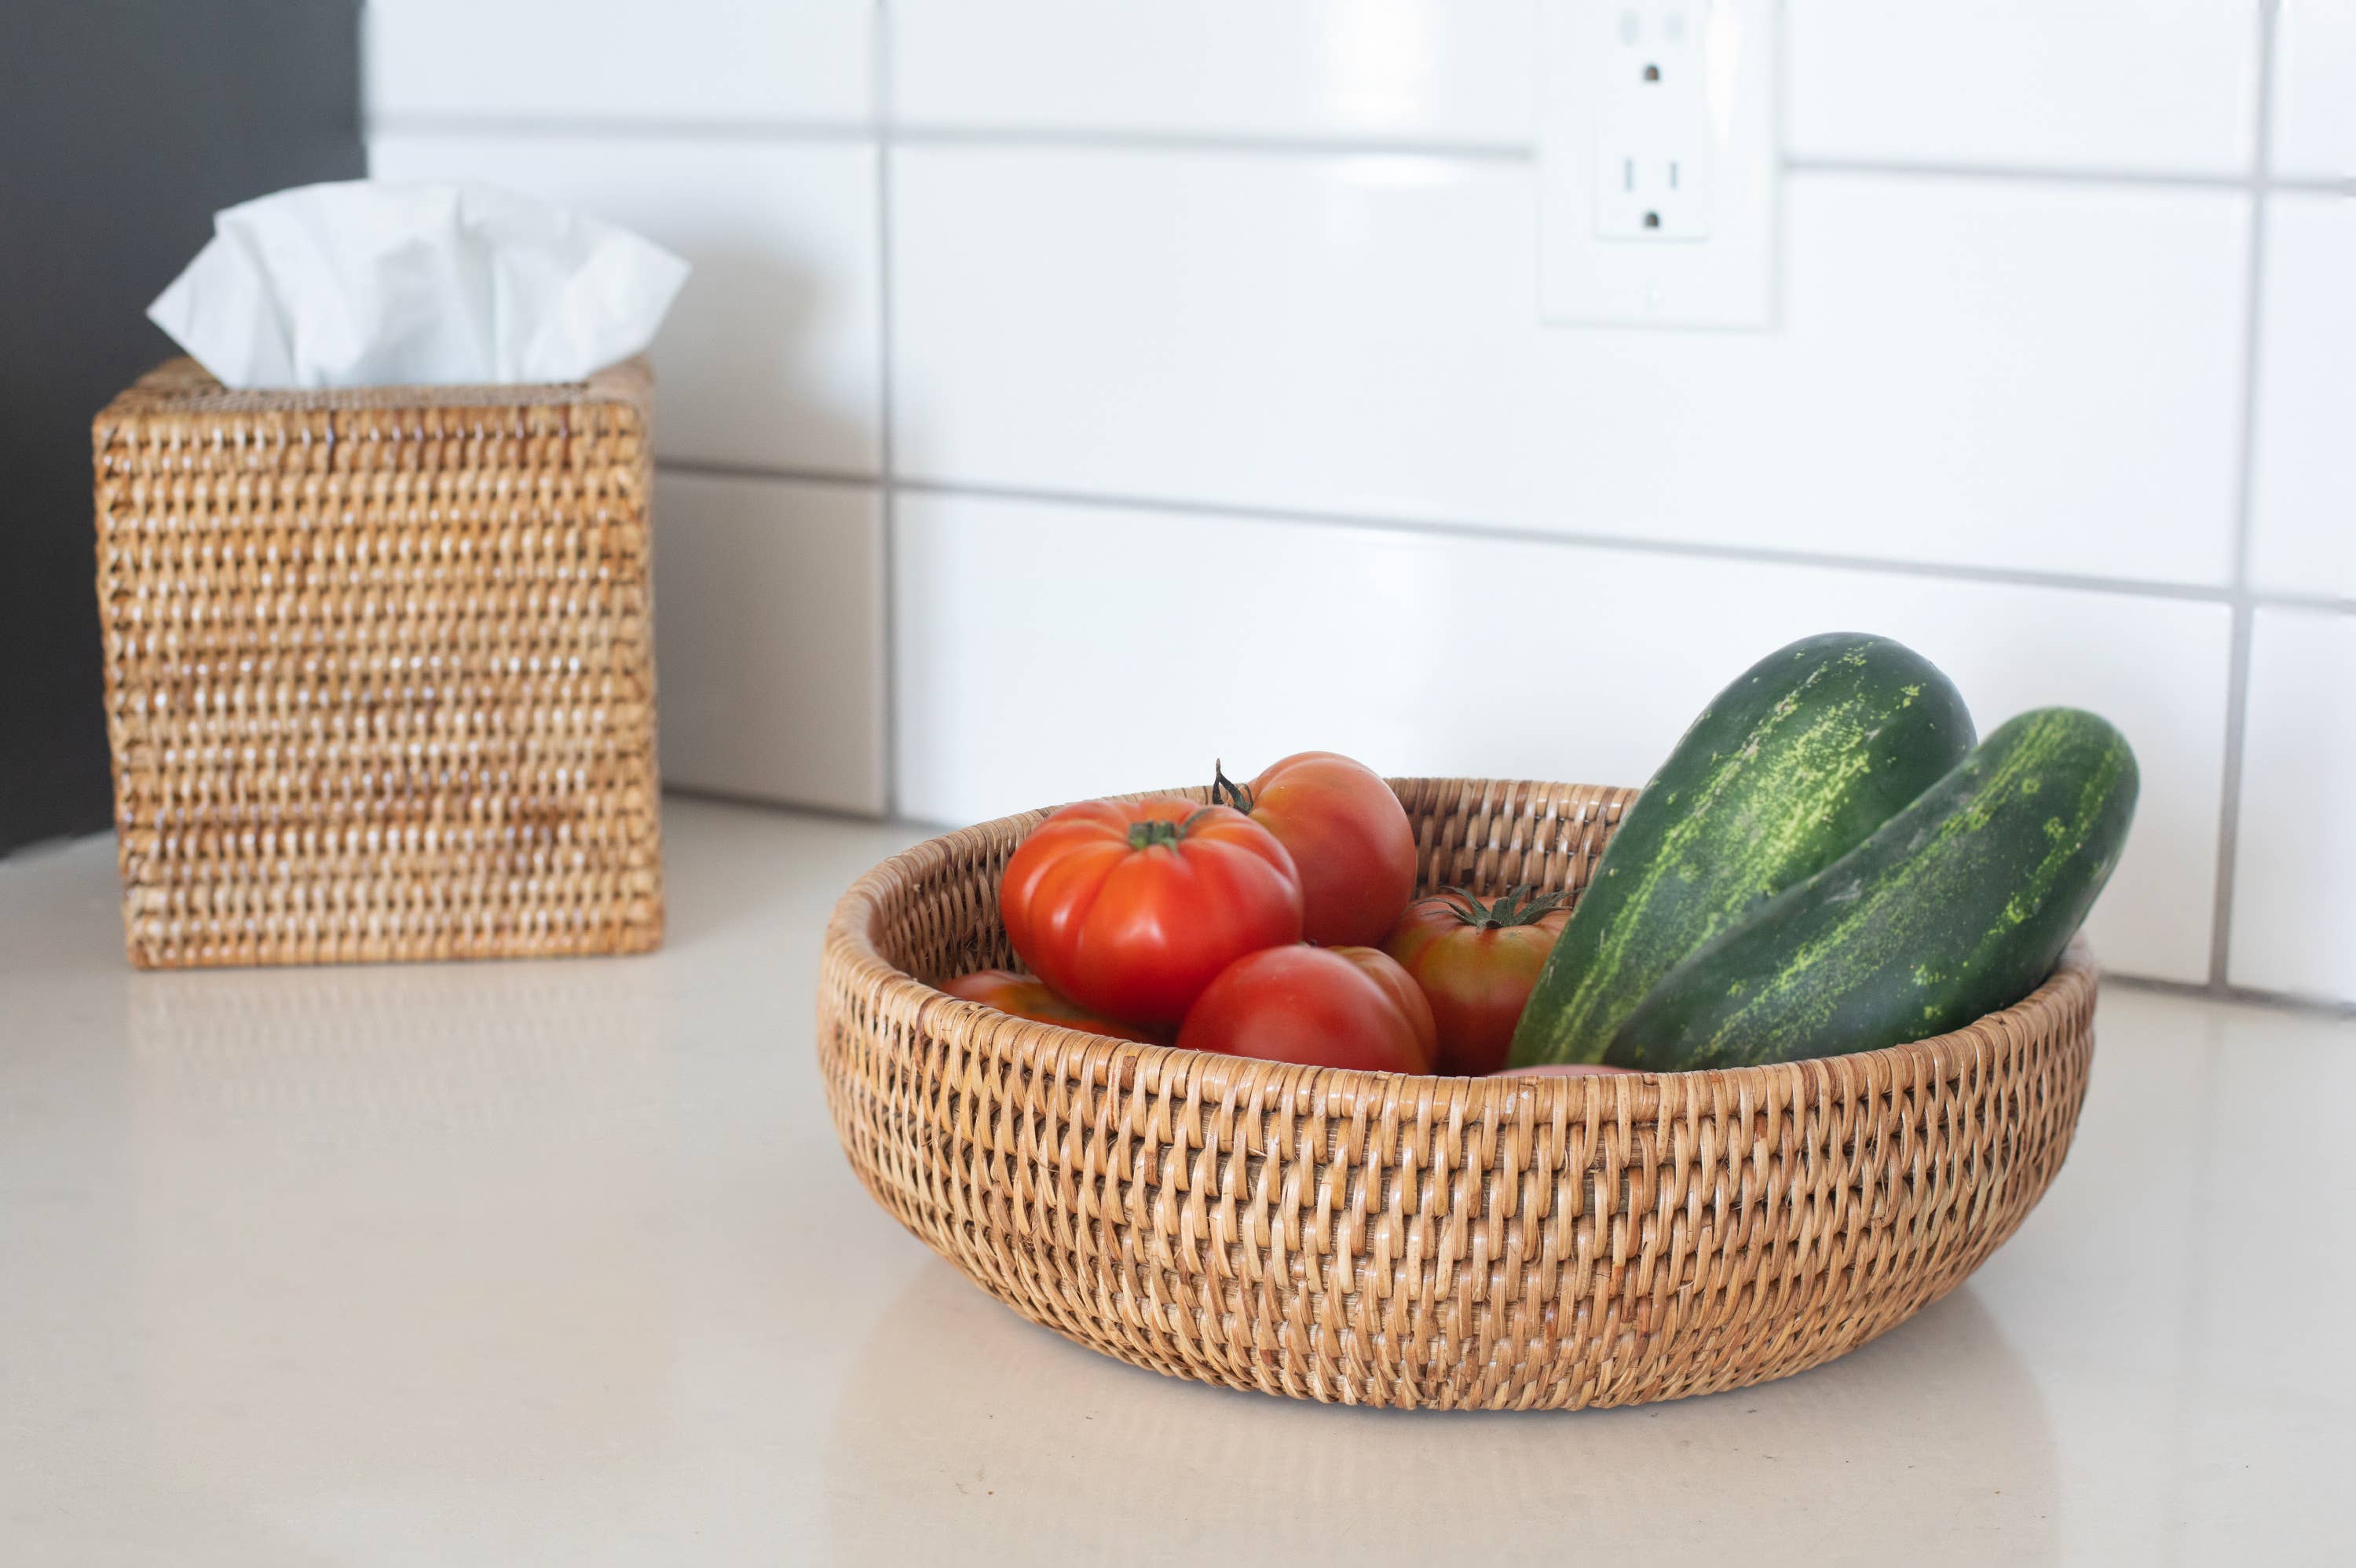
818;778;2096;1411
92;358;663;967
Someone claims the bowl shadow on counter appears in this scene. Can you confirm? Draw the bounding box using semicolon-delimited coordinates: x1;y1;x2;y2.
825;1263;2061;1566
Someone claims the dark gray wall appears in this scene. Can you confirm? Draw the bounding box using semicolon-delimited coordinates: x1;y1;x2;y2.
1;2;364;854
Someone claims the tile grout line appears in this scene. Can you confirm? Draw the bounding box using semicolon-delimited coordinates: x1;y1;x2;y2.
892;122;1537;163
1769;0;1792;328
660;457;877;488
653;458;2356;617
363;111;2356;198
873;2;902;821
2108;972;2356;1022
888;474;2248;603
660;783;907;831
2173;13;2276;1481
363;110;2356;196
364;112;1535;162
2205;0;2280;993
2211;618;2257;983
366;112;882;143
1785;154;2269;192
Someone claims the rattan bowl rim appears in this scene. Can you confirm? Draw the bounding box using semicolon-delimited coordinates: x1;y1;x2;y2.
822;777;2098;1112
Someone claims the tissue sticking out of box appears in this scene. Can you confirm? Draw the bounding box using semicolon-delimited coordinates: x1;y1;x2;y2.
146;180;690;389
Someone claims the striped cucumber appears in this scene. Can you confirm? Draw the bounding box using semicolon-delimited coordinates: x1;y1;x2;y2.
1509;633;1975;1067
1608;707;2138;1070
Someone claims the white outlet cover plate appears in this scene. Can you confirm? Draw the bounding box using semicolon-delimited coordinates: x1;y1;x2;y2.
1540;0;1781;330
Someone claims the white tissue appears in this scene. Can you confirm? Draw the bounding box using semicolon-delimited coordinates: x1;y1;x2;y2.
147;180;690;389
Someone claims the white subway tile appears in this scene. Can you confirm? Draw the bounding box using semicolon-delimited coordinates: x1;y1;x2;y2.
370;133;881;475
364;0;873;126
891;0;1535;146
1788;0;2260;175
892;0;2258;177
2274;0;2356;181
895;491;2228;981
655;473;885;814
892;148;2245;587
2250;193;2356;601
2230;608;2356;1002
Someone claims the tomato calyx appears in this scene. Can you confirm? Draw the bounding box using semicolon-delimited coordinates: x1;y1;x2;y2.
1435;885;1570;930
1209;759;1256;816
1126;809;1225;851
1128;817;1183;851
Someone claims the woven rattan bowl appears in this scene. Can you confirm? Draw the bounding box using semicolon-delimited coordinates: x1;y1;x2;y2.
817;777;2096;1412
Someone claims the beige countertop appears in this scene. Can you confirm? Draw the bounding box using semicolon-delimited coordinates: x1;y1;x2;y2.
5;798;2351;1566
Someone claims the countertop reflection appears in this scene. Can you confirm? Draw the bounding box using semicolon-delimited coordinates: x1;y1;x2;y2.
826;1262;2058;1565
2;799;2349;1565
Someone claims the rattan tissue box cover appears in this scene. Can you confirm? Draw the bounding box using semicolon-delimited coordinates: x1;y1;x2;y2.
90;357;663;969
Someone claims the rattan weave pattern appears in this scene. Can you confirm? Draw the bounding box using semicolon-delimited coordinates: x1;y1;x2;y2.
818;777;2096;1410
92;358;663;968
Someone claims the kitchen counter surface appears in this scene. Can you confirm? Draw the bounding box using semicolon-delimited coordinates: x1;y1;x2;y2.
5;798;2351;1566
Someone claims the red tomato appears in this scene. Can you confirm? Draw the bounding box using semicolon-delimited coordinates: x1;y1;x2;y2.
1176;945;1436;1074
939;970;1165;1044
1213;751;1417;948
1001;797;1303;1029
1381;886;1572;1076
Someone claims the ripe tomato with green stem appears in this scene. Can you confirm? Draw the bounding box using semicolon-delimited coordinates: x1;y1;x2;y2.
938;970;1164;1044
1176;944;1437;1074
1382;886;1573;1076
1000;797;1302;1029
1210;751;1417;948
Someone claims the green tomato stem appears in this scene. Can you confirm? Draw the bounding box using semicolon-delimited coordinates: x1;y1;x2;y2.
1128;817;1185;852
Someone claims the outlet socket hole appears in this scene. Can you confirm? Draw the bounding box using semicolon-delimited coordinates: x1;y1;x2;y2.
1643;63;1661;82
1644;210;1661;229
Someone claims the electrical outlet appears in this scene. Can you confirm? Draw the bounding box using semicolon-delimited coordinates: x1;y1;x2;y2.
1593;2;1713;240
1541;0;1780;328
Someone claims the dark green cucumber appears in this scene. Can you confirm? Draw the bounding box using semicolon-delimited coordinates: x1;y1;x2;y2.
1510;633;1975;1067
1608;707;2137;1070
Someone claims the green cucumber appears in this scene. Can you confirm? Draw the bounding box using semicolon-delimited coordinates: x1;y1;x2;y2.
1510;633;1975;1067
1608;707;2137;1070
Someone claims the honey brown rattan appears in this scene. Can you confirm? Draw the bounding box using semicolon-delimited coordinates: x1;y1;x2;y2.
92;358;663;968
818;777;2096;1411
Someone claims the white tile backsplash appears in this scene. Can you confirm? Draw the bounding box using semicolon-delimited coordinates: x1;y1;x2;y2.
2230;609;2356;1003
892;0;1534;145
894;0;2263;177
896;491;2230;981
353;2;2343;994
365;0;874;127
2250;193;2356;601
1787;0;2260;175
654;473;886;815
2274;1;2356;181
894;148;2246;587
369;133;880;475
